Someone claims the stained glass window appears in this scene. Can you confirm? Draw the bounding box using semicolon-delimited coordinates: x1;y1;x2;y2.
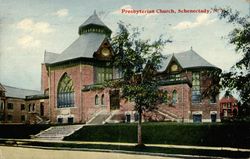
95;67;113;83
192;72;201;103
57;73;74;108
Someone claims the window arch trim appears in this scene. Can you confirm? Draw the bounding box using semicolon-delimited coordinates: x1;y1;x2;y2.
57;73;75;108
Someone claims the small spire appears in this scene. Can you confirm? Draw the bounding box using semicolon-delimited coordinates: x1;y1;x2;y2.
94;10;97;15
191;46;193;50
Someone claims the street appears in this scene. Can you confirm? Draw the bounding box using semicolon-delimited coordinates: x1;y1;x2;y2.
0;146;181;159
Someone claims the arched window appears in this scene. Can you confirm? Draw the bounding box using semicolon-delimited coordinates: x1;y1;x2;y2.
172;90;178;104
57;73;74;108
101;94;104;105
95;95;99;105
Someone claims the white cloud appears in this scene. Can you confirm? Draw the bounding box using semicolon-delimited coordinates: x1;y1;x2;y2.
54;9;69;17
172;14;217;30
17;18;53;34
112;5;132;14
17;35;40;48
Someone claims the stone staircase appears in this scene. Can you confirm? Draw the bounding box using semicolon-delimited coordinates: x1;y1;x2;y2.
157;110;178;122
33;124;84;140
86;110;110;125
104;110;124;123
28;113;50;124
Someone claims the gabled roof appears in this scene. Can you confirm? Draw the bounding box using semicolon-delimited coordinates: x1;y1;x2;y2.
159;49;219;72
48;33;107;64
220;96;238;104
44;51;59;64
2;84;43;99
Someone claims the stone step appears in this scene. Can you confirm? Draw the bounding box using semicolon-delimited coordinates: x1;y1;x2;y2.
87;110;110;125
157;110;178;121
34;124;84;140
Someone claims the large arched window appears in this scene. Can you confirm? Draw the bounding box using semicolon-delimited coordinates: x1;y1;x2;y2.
57;73;74;108
172;90;178;104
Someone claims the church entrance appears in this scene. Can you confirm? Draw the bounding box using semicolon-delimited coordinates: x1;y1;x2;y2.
109;90;120;110
68;117;74;124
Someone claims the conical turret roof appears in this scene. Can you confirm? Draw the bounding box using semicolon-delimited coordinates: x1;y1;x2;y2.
78;11;112;36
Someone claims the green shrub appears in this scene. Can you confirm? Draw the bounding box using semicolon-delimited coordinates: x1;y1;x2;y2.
65;122;250;148
0;124;50;139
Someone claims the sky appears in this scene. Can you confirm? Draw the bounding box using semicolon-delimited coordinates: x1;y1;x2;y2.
0;0;249;91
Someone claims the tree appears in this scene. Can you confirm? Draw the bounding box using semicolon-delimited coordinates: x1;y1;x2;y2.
109;22;169;146
217;8;250;118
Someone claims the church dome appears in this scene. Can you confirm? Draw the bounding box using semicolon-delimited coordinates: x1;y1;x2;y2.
78;11;112;37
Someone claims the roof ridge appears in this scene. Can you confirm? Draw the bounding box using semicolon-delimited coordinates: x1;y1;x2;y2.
3;84;41;92
45;51;59;54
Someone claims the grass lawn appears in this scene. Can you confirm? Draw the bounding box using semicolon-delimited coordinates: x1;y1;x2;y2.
64;122;250;149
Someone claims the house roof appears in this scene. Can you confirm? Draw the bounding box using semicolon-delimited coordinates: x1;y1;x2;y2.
159;49;220;72
45;12;111;64
3;84;42;99
44;51;59;64
47;33;106;64
220;96;238;103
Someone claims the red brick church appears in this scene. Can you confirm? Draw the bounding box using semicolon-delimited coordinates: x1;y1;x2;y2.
0;12;221;124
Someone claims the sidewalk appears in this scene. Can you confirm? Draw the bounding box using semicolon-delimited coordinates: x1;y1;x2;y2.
2;138;250;152
0;138;249;159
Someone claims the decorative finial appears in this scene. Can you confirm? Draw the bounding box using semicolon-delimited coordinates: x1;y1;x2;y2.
94;10;97;15
191;46;193;50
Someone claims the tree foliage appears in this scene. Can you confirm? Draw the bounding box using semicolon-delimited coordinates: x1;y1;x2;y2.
111;22;168;112
218;8;250;117
109;22;169;145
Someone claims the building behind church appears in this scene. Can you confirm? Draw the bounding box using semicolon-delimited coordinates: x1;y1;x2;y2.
0;12;221;124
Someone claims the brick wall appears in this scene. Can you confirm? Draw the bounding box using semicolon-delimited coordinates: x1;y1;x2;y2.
4;98;26;123
41;64;48;92
82;88;110;122
159;84;191;121
48;64;82;123
46;63;112;124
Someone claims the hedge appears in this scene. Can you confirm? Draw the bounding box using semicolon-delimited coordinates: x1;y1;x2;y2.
0;124;50;139
64;122;250;148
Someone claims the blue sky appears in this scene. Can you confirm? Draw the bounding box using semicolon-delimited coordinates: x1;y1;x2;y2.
0;0;249;91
